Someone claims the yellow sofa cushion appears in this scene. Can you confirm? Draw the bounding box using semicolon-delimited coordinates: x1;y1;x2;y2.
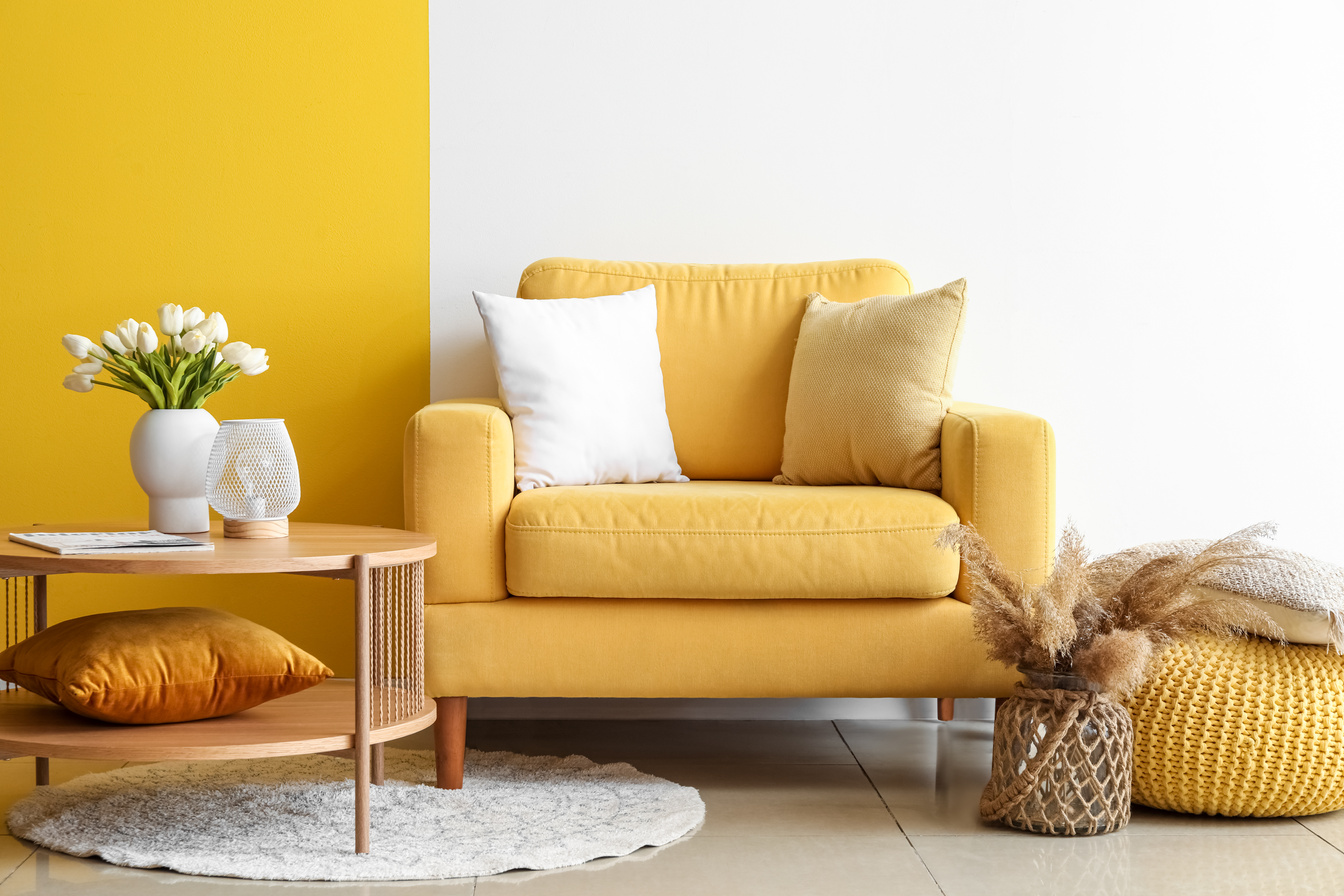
0;607;333;724
775;280;967;491
516;258;912;481
504;480;960;600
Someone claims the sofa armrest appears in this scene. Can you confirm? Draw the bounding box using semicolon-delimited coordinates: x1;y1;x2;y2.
941;401;1056;602
404;398;515;604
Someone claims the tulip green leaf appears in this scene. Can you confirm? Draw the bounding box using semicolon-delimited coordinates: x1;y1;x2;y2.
105;365;138;386
146;352;172;381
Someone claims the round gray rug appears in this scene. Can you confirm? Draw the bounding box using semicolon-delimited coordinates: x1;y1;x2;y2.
6;748;705;881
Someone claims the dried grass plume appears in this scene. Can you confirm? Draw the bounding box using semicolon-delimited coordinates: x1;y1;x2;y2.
939;522;1284;699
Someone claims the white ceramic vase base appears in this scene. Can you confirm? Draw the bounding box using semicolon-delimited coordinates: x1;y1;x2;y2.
129;409;220;535
147;497;211;534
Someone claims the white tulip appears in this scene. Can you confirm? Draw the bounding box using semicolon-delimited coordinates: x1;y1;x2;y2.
157;303;184;336
180;329;208;354
171;334;182;352
205;312;227;345
221;341;252;365
194;317;218;343
73;359;103;375
182;307;206;331
102;330;129;355
62;373;94;393
62;334;95;359
212;353;223;368
137;321;158;353
114;319;140;354
88;343;109;360
239;347;269;376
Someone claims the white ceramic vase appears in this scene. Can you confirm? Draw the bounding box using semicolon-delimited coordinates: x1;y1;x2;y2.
129;409;220;533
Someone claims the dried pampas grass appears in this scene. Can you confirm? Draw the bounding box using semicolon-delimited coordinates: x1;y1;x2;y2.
940;522;1284;699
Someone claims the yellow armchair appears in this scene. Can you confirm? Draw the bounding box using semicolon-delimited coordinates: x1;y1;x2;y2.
406;259;1055;788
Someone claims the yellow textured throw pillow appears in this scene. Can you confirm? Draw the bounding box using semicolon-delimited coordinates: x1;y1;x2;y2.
0;607;333;724
774;280;967;490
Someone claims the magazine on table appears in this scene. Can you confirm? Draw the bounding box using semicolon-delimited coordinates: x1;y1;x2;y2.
7;531;215;555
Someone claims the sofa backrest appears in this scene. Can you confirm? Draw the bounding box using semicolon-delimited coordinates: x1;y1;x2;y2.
516;257;912;481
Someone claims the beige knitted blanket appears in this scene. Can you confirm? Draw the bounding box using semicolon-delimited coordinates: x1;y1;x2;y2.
1089;540;1344;650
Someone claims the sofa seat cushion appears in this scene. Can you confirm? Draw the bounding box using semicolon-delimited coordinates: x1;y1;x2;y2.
505;480;961;599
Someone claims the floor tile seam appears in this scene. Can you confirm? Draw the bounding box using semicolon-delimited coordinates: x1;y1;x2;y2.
832;720;949;896
906;830;1331;841
630;832;933;841
623;761;863;766
1297;819;1344;857
829;722;902;826
898;832;1320;839
697;829;914;839
701;801;903;812
0;843;35;889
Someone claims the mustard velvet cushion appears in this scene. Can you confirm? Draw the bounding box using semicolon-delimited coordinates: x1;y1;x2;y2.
0;607;333;724
775;280;967;491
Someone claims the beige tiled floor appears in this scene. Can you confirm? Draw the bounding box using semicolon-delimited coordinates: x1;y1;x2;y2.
1;719;1343;894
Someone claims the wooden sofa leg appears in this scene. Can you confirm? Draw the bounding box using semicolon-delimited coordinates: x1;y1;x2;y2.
435;696;468;789
937;697;955;722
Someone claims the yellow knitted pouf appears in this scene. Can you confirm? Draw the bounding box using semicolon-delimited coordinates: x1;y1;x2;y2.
1124;633;1344;817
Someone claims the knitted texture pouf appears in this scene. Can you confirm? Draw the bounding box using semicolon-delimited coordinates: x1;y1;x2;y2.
1124;634;1344;817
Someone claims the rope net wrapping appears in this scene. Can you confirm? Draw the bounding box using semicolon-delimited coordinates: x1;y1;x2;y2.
369;561;425;728
981;685;1133;835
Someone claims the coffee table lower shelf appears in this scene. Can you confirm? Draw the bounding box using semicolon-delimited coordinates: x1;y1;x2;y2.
0;680;435;761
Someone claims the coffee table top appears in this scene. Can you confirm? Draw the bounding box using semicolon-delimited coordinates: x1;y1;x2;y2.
0;521;435;576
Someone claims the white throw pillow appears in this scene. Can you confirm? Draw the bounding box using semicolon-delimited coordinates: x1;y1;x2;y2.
474;285;689;491
1189;586;1338;648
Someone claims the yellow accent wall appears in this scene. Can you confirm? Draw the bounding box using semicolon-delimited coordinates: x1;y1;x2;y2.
0;2;429;675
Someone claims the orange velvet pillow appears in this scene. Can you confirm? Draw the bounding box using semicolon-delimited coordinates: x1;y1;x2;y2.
0;607;332;724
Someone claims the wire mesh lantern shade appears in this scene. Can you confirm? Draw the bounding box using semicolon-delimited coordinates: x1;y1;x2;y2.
205;419;300;538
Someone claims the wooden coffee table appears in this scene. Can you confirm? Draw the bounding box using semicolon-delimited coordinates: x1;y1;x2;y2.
0;521;436;854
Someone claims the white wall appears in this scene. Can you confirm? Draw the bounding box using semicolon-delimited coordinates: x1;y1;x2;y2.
431;2;1344;714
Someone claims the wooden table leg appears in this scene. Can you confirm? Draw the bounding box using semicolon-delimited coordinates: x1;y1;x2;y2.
435;696;467;789
354;555;371;854
34;575;48;787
